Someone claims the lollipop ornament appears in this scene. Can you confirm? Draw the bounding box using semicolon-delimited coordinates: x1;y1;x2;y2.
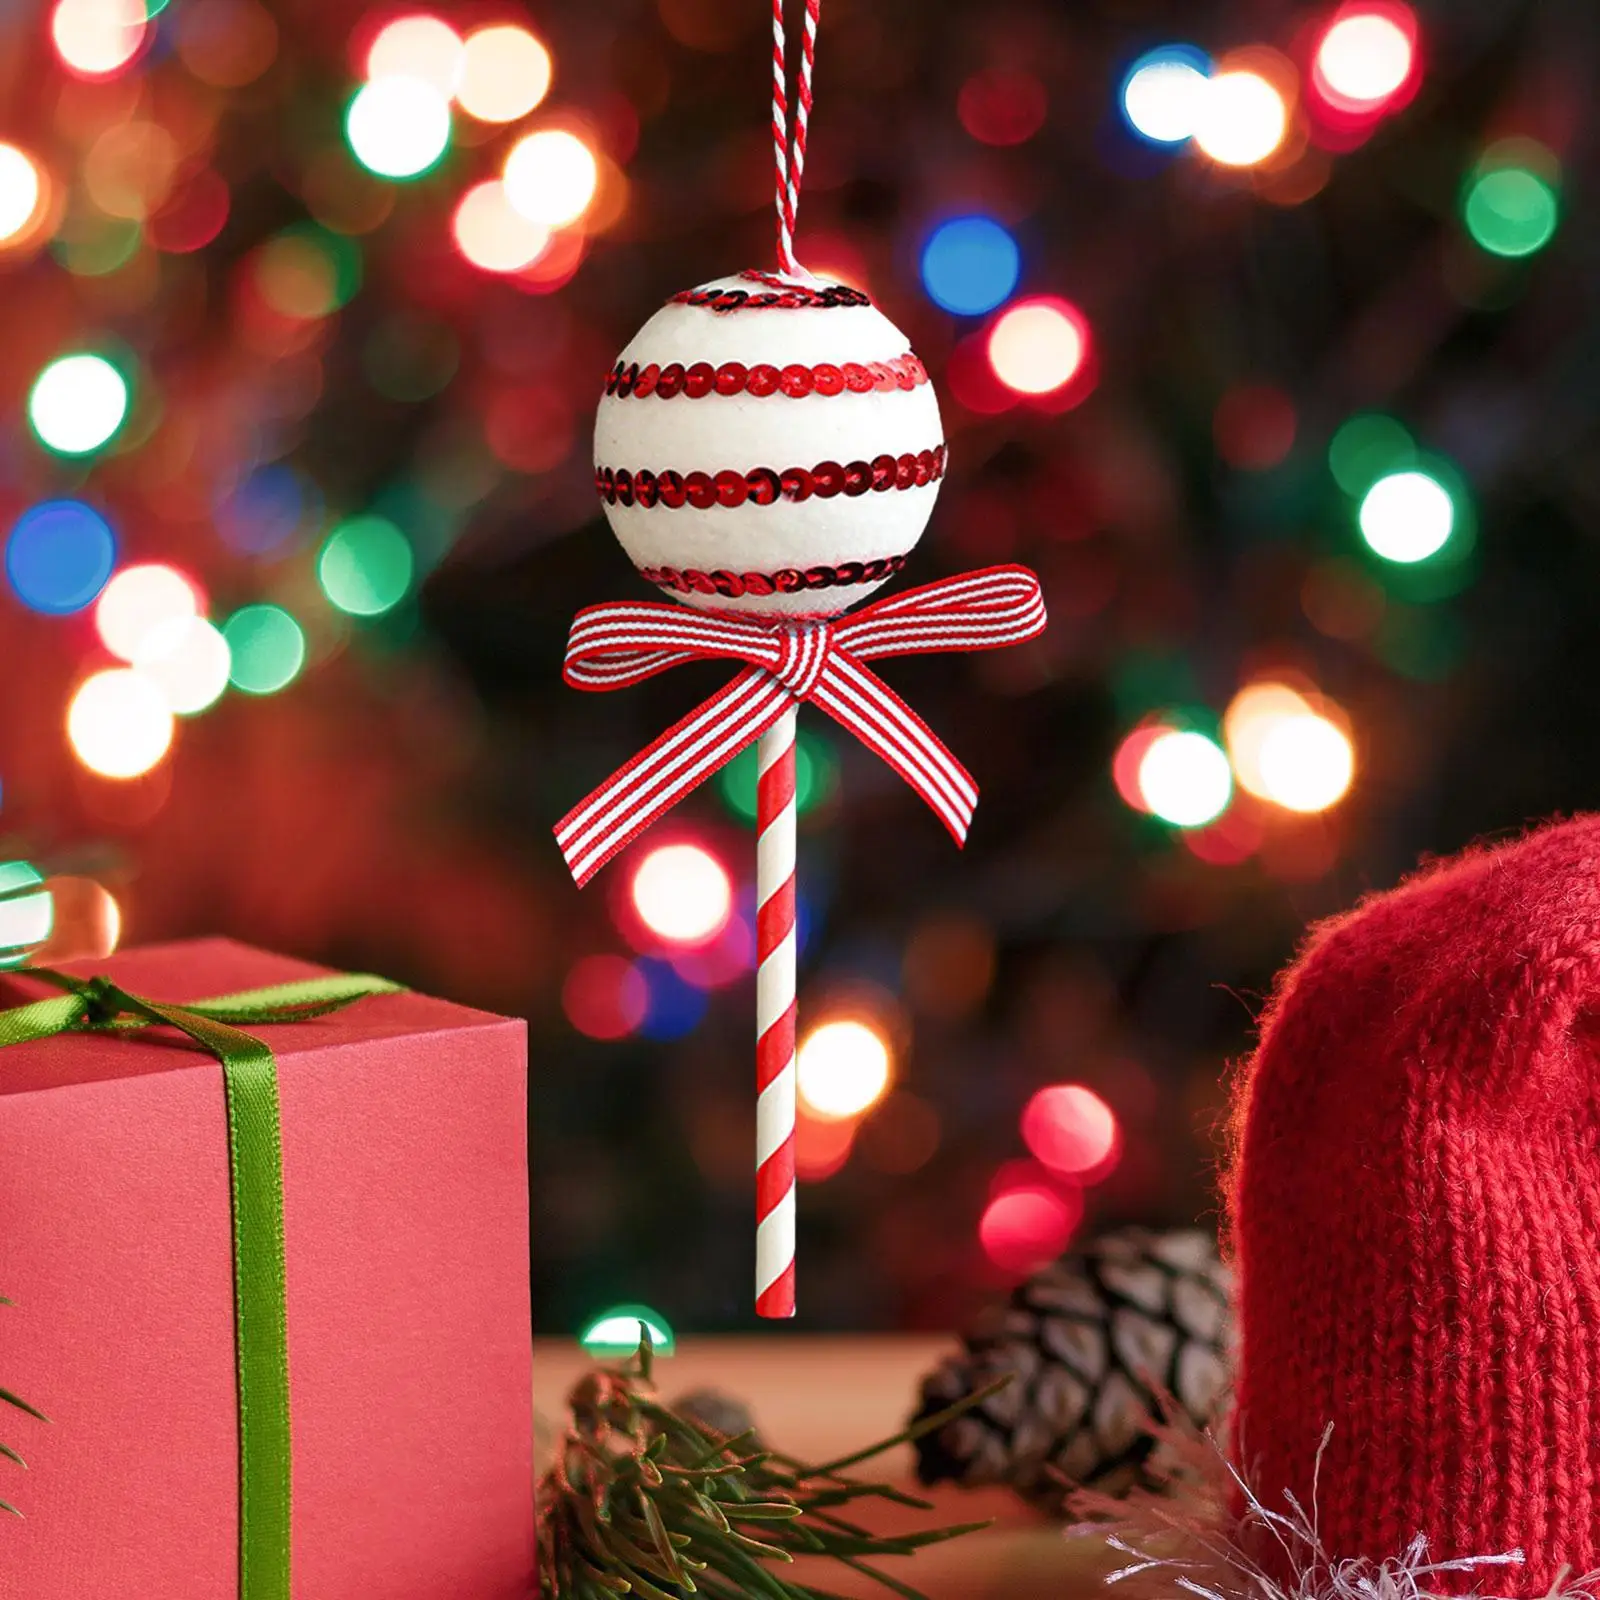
559;0;1046;1318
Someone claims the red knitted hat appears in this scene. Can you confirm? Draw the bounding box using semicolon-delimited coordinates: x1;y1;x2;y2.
1229;816;1600;1592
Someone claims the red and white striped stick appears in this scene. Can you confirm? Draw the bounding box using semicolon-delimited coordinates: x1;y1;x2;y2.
754;708;799;1317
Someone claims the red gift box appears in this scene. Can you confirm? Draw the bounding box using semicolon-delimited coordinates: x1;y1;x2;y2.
0;938;534;1598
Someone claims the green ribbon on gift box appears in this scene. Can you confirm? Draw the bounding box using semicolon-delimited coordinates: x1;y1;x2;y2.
0;965;402;1600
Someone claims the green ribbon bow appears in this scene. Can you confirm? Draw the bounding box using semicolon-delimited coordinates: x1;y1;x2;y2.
0;965;402;1600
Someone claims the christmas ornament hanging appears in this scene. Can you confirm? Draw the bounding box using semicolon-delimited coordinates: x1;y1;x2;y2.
910;1228;1233;1510
556;0;1047;1320
594;273;946;617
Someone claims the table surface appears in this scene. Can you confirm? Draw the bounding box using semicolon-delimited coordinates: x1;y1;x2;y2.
533;1336;1118;1599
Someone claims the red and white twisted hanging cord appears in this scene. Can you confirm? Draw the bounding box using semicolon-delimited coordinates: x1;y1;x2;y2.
772;0;822;277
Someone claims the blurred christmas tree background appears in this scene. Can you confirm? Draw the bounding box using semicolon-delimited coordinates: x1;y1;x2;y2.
0;0;1595;1337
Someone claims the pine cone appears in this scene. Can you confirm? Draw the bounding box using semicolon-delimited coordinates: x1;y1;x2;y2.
911;1227;1233;1511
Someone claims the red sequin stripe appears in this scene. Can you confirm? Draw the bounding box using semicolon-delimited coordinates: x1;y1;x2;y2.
668;280;872;313
638;554;910;600
603;354;929;400
594;447;947;509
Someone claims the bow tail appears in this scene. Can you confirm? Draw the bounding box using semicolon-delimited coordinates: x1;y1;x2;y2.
810;655;978;844
555;666;797;885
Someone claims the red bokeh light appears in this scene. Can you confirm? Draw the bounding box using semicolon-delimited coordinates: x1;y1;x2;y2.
671;908;755;988
796;1109;856;1182
148;169;230;254
1112;720;1173;812
1305;3;1421;143
1183;804;1266;866
1020;1084;1120;1180
957;68;1048;147
563;954;648;1040
1213;383;1297;471
979;1185;1081;1276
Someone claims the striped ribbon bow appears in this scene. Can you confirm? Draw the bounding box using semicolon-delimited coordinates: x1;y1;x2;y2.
555;565;1047;884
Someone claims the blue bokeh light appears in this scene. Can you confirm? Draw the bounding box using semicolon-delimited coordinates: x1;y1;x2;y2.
1118;44;1213;146
5;500;117;615
217;466;318;556
920;216;1020;316
635;958;710;1041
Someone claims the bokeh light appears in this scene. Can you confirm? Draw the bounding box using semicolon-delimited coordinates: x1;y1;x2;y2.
1312;5;1418;114
1225;681;1312;798
366;15;463;96
1213;383;1296;470
452;180;551;274
979;1185;1080;1276
796;1109;857;1183
630;843;732;945
1120;45;1211;145
218;467;316;557
1137;728;1233;827
28;353;130;456
95;563;201;662
1258;709;1356;814
1328;412;1414;494
1226;683;1355;812
1464;147;1559;259
1358;469;1455;563
51;0;147;79
957;68;1047;147
1021;1084;1120;1179
0;145;43;245
503;130;598;227
717;729;839;825
563;954;649;1040
579;1305;674;1359
134;616;232;716
987;297;1089;396
634;958;710;1040
6;500;116;615
67;668;175;779
0;862;54;966
31;875;120;963
456;24;552;123
796;1018;893;1120
254;225;362;321
223;604;306;695
84;121;178;222
1192;70;1289;168
345;76;452;180
920;216;1019;317
1112;720;1174;813
671;907;755;988
317;515;413;617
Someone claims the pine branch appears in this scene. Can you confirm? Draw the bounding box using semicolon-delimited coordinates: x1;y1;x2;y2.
537;1332;1002;1599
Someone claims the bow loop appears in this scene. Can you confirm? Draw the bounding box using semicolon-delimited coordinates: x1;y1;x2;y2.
556;565;1047;886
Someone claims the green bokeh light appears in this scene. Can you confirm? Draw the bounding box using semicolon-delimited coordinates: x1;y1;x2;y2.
224;604;306;695
317;515;414;617
345;78;452;181
579;1305;675;1359
28;353;131;457
716;729;839;825
1464;167;1558;259
0;861;53;969
1327;413;1414;496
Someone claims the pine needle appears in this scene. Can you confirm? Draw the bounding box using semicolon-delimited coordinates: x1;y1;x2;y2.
538;1332;998;1599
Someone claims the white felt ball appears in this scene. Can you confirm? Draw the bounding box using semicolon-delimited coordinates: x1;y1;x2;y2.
593;271;945;618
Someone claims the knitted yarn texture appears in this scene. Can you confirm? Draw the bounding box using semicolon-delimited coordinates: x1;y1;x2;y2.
1229;816;1600;1594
